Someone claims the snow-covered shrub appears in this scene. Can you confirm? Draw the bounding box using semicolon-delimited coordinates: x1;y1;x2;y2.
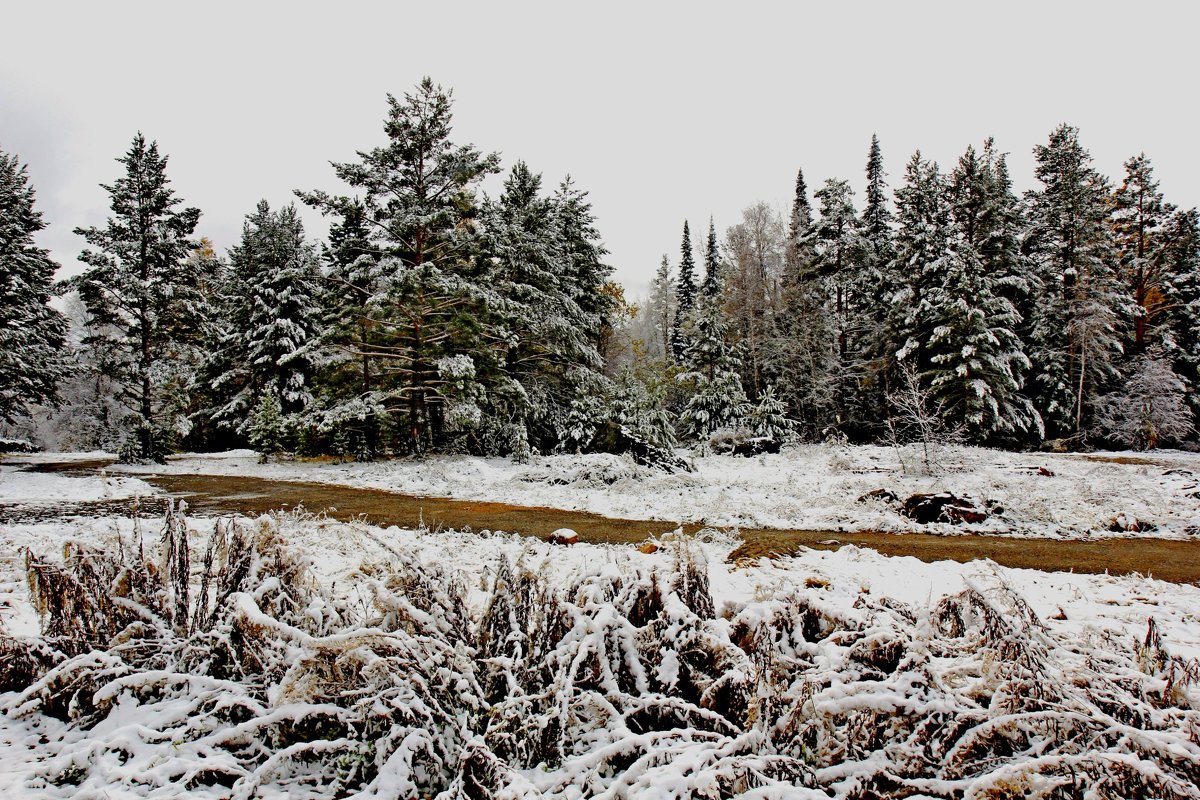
6;511;1200;799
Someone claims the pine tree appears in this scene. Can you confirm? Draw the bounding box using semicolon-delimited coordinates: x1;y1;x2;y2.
73;134;201;461
299;78;501;453
0;148;68;424
670;221;697;361
1025;124;1125;439
701;218;722;297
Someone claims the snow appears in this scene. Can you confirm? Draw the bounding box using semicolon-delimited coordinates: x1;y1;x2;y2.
110;443;1200;539
0;463;156;506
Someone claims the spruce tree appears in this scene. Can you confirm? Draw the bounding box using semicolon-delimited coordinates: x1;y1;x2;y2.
481;164;615;452
670;220;697;361
1162;208;1200;422
0;149;68;424
73;134;201;461
676;295;751;443
701;218;722;298
861;134;895;292
209;201;321;440
299;78;501;453
1025;124;1125;439
922;142;1037;441
769;168;835;438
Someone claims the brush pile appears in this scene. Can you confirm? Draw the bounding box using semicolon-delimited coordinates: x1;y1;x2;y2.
2;506;1199;798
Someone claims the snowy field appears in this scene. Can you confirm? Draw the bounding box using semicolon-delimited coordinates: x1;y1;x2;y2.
1;508;1198;798
101;443;1200;539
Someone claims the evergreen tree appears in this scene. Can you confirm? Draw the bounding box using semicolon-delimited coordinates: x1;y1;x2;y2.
311;199;390;456
481;164;615;452
677;296;751;442
299;78;501;453
1110;154;1175;355
209;201;321;438
769;167;836;438
646;255;675;358
701;218;722;297
73;134;201;461
670;220;697;361
861;134;896;296
1162;208;1200;422
785;168;815;278
1025;124;1125;439
0;148;68;423
920;143;1037;441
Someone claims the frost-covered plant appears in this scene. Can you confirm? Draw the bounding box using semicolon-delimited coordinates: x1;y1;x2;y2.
1093;352;1194;450
7;512;1200;799
747;384;796;441
885;360;965;476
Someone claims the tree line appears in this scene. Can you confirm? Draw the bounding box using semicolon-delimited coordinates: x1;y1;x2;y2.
624;129;1200;453
2;81;1197;461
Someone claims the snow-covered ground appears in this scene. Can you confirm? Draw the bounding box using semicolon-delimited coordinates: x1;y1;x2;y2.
2;506;1198;798
0;462;156;507
105;443;1200;539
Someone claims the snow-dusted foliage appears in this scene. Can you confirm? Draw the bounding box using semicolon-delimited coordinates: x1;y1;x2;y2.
70;134;206;462
4;510;1199;798
0;148;68;424
1093;352;1194;450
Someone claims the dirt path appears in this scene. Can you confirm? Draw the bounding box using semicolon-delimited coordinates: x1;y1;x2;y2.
7;459;1200;583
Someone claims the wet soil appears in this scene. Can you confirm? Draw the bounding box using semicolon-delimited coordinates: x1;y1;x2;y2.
5;458;1200;583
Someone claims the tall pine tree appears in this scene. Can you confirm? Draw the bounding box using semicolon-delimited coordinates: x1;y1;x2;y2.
73;134;201;461
299;78;501;452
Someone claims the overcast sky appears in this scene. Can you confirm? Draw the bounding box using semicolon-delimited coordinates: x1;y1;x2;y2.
3;1;1197;297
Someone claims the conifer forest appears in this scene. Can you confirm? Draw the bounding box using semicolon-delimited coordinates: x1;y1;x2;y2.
5;80;1200;462
4;11;1200;798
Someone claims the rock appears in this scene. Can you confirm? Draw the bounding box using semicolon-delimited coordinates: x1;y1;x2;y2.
549;528;579;545
1107;514;1156;533
638;542;659;555
900;492;987;525
857;488;899;504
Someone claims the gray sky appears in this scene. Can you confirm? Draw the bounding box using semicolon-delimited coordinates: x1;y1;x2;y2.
3;1;1197;298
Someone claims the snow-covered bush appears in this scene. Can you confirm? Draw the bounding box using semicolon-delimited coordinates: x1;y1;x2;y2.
5;510;1200;798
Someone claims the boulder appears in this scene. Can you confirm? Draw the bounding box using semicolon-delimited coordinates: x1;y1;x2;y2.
900;492;987;525
549;528;579;545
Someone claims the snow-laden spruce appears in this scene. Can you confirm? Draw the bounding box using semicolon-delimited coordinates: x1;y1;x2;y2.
2;508;1198;798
